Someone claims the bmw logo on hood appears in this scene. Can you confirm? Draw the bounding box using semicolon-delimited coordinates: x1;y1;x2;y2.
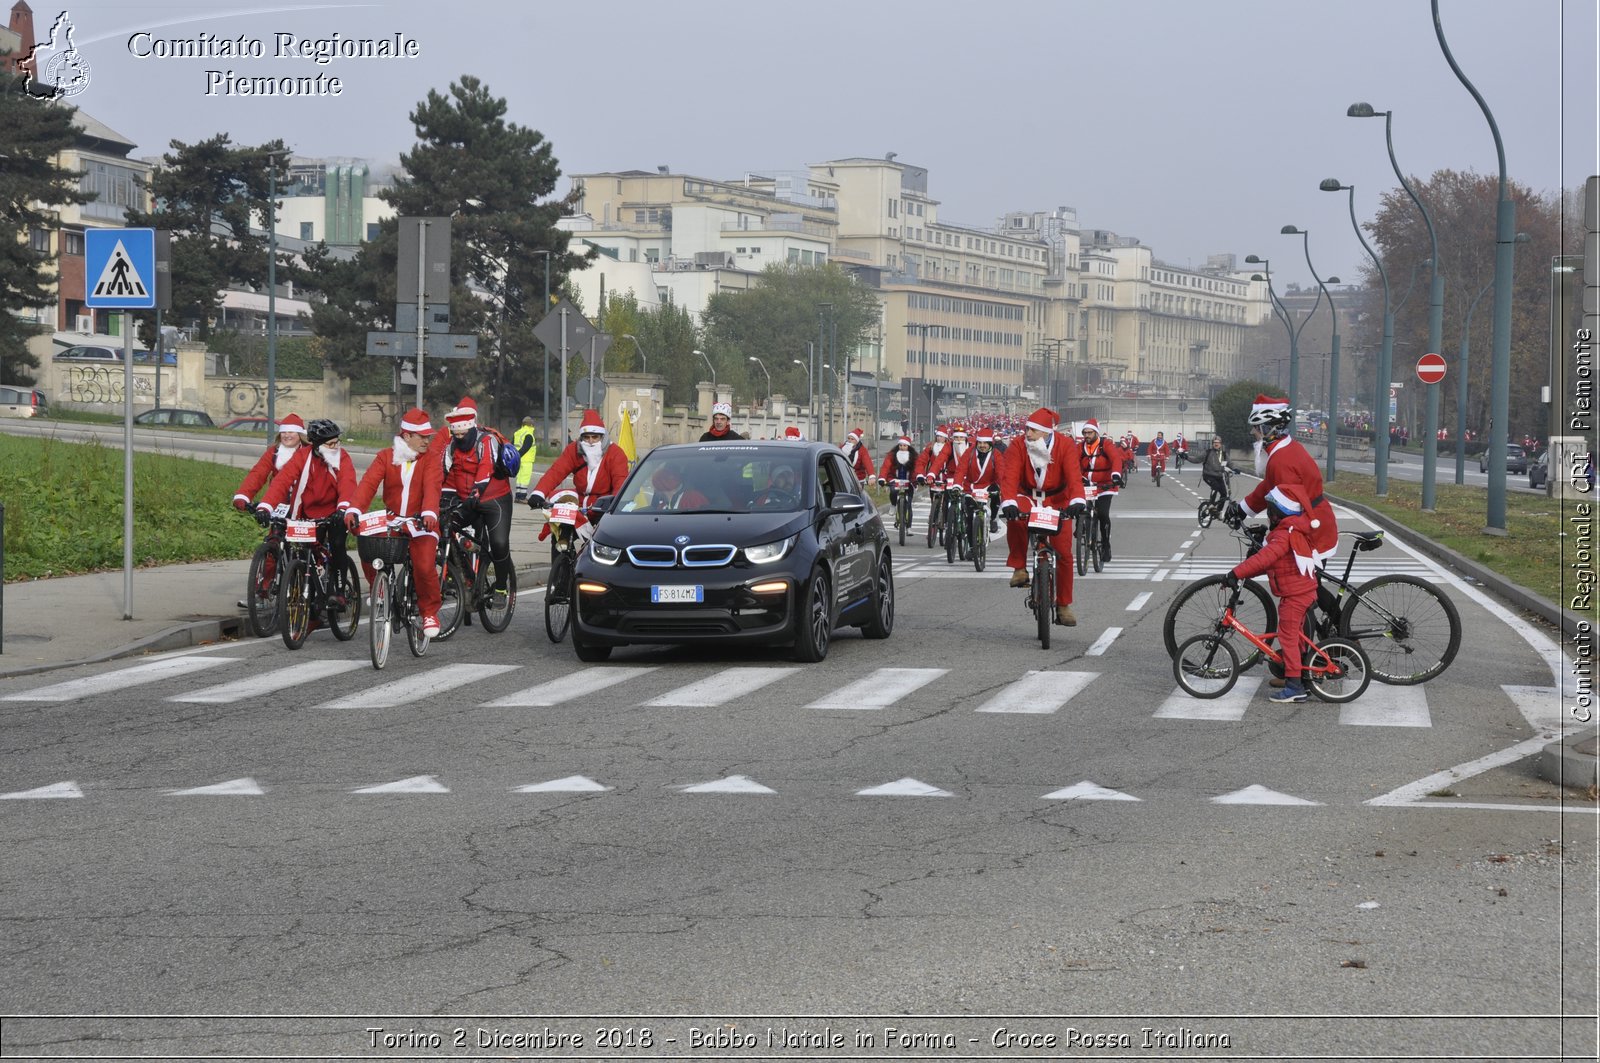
673;534;691;545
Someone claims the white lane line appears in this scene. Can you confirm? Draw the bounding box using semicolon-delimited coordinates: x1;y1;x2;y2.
5;656;240;702
318;664;519;709
1168;552;1187;563
170;660;366;703
807;667;946;710
487;666;656;707
1180;540;1196;549
974;670;1098;714
646;666;799;707
1127;592;1153;611
1151;569;1170;582
1338;685;1431;728
1085;628;1122;656
1153;678;1265;721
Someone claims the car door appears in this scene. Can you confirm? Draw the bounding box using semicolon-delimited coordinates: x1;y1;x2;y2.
823;453;873;601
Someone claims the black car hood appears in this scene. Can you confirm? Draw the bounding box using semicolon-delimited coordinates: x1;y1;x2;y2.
594;510;810;547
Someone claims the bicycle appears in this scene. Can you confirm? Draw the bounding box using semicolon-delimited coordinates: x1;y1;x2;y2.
924;477;946;550
244;510;285;637
887;478;913;547
1172;580;1372;703
276;515;360;649
355;512;431;670
966;485;992;572
1150;451;1166;487
1162;523;1462;685
434;497;511;641
944;482;968;564
1074;479;1102;576
538;492;584;644
1196;467;1236;528
1005;505;1067;650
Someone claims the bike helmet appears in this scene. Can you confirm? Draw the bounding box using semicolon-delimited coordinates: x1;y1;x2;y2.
306;418;341;447
1246;394;1292;430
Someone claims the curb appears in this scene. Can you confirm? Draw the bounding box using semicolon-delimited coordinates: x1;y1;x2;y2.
1539;728;1599;792
1322;492;1590;639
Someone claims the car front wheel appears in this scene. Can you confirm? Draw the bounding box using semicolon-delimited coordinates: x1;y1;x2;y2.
859;552;894;639
792;568;832;662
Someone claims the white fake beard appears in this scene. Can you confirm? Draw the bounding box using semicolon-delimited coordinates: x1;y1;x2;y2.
1253;439;1268;477
274;443;299;469
1026;436;1050;464
895;450;912;466
319;444;342;470
580;440;603;469
392;435;420;464
933;441;946;456
953;442;969;461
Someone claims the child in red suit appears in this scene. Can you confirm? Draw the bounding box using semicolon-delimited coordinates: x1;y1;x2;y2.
1225;483;1321;703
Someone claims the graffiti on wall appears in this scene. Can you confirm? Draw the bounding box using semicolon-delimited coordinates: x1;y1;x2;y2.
218;380;297;415
64;366;159;404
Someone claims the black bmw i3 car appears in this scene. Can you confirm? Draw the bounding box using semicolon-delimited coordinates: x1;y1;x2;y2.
568;440;894;662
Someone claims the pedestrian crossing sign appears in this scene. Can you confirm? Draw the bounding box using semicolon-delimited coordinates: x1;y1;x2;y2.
84;228;155;309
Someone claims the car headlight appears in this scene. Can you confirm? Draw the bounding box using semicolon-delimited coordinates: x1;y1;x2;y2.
743;534;796;564
589;541;623;565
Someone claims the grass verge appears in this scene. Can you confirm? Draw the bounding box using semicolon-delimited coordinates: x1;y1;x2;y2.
1;434;260;580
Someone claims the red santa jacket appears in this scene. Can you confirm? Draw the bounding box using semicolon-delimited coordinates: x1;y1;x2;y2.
439;430;511;503
1232;515;1319;600
915;440;952;481
879;446;918;484
952;444;1002;492
999;432;1086;512
1079;437;1129;494
349;443;444;523
1240;436;1339;565
841;439;873;482
233;443;301;506
533;440;630;509
259;445;357;520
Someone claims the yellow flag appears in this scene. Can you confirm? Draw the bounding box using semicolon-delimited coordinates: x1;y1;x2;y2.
616;407;638;463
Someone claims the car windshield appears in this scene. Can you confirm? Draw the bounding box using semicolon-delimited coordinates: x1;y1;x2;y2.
615;448;805;514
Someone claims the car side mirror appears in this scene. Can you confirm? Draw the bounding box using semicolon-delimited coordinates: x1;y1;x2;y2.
587;496;613;522
825;492;868;517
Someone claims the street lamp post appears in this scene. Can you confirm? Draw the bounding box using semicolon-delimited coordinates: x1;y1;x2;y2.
816;304;834;441
792;357;813;435
529;249;552;448
1284;224;1341;480
748;355;770;407
1432;0;1516;533
622;333;648;375
1320;178;1394;493
1349;101;1446;510
694;348;716;394
1276;228;1328;418
1245;254;1302;405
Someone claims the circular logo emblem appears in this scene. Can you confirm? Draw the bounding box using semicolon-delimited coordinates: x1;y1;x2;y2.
43;51;91;98
673;534;690;545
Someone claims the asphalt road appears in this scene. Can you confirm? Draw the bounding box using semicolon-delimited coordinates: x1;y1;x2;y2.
0;464;1592;1061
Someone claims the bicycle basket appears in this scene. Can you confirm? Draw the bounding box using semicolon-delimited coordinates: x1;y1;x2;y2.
357;533;412;566
1028;506;1061;532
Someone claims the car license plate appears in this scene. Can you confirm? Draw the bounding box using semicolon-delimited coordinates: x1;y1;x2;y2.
651;585;703;604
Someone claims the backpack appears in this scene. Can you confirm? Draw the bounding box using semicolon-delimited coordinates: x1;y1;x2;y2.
488;428;520;479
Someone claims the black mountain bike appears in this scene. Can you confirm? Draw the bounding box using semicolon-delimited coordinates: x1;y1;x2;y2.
537;495;585;644
888;479;913;547
277;516;360;649
245;511;285;637
1074;481;1102;576
434;497;511;641
966;486;991;572
358;516;430;670
1007;507;1065;650
944;483;968;564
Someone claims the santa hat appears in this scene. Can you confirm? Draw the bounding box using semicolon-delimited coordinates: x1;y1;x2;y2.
399;408;435;436
276;414;306;435
847;427;863;442
1251;394;1291;419
951;424;968;439
1078;417;1100;436
783;425;802;440
895;435;913;448
975;428;995;444
445;396;478;428
577;409;606;436
1027;408;1059;434
711;401;733;418
934;425;950;439
1266;483;1321;529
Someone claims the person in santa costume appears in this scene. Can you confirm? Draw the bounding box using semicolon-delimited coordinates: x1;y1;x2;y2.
997;408;1088;626
878;435;918;526
841;427;874;483
232;413;307;511
1223;483;1322;703
343;408;445;638
257;418;358;613
914;425;953;529
952;426;1004;533
527;409;630;543
699;401;745;442
1077;419;1129;563
1226;395;1339;567
438;396;515;606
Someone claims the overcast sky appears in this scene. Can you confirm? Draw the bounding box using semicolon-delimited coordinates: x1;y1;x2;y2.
32;0;1600;289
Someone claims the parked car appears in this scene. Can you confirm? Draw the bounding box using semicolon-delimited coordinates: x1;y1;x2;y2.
133;408;215;428
570;440;894;662
1479;442;1527;474
220;416;273;433
52;343;173;365
0;384;47;417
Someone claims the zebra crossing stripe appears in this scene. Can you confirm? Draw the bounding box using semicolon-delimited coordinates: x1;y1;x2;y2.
170;660;366;703
974;671;1097;714
486;666;656;707
1338;685;1431;728
645;666;799;707
4;656;241;702
1153;678;1265;722
805;667;945;710
317;664;520;709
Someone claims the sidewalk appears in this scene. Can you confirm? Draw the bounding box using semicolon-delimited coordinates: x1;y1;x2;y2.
0;501;554;678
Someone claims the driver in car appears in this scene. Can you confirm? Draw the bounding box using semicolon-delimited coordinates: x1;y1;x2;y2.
649;464;711;510
754;464;798;507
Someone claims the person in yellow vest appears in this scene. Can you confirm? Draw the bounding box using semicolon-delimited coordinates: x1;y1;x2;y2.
513;416;538;502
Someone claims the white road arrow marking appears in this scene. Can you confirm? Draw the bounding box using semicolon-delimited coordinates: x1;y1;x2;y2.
1212;784;1321;806
855;778;951;797
678;775;776;794
352;775;449;794
1042;780;1141;801
166;778;264;796
514;775;612;793
0;781;82;799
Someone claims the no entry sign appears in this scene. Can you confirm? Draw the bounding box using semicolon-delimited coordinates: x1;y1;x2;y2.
1416;352;1446;385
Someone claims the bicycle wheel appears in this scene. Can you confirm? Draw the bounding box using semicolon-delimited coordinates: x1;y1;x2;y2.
1034;550;1053;650
279;558;314;650
478;565;517;633
926;496;938;549
970;507;987;572
1197;501;1215;529
1306;637;1372;703
945;503;957;564
545;548;574;643
1153;467;1162;487
328;555;361;642
897;495;908;547
1091;532;1104;573
434;556;466;641
368;568;392;670
1173;633;1240;698
1162;574;1277;671
404;567;429;657
246;540;281;637
1338;574;1462;685
1075;518;1088;576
